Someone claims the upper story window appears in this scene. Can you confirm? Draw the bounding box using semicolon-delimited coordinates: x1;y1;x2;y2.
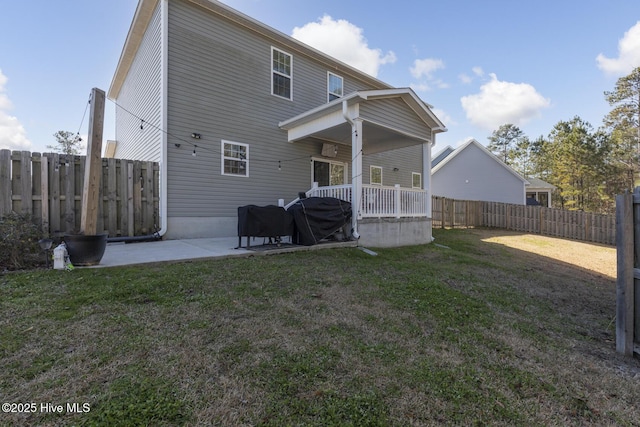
370;165;382;185
272;47;292;100
328;72;343;102
221;140;249;177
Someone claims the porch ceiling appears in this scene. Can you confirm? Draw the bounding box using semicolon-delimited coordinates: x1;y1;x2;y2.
304;121;430;155
279;88;447;155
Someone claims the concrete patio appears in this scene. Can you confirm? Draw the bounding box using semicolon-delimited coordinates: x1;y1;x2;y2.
91;237;357;268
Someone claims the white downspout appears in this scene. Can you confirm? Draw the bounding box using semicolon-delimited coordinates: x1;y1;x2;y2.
424;139;433;219
424;136;434;241
158;0;169;237
343;100;361;240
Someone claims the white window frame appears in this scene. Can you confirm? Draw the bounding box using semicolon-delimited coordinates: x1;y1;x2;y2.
271;47;293;100
311;158;348;186
412;172;422;189
221;140;249;177
370;165;383;186
327;72;343;102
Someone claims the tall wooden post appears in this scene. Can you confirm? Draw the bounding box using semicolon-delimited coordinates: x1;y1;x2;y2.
80;88;105;235
616;191;635;356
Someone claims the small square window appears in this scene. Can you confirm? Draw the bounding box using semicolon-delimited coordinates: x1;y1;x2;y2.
370;165;382;185
272;47;292;100
221;141;249;177
328;72;343;102
412;172;422;189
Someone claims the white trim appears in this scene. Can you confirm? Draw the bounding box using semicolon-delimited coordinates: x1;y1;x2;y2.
370;165;383;185
327;71;343;102
271;46;293;100
412;172;422;189
311;157;348;186
279;88;446;132
159;0;168;237
221;140;250;177
109;0;160;99
424;139;432;219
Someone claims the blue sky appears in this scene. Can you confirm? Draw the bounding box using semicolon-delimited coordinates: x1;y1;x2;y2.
1;0;639;155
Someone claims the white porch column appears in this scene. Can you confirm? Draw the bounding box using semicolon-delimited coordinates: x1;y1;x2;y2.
351;118;363;237
423;140;433;217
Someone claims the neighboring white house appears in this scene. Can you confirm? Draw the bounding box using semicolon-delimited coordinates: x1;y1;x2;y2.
525;177;555;207
431;139;529;205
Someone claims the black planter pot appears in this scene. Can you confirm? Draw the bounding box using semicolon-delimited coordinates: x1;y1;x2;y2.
64;233;108;266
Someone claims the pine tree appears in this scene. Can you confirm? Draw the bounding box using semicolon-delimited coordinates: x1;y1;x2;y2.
604;66;640;190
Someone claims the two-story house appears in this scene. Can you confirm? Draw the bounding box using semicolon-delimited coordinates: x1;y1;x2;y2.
108;0;446;247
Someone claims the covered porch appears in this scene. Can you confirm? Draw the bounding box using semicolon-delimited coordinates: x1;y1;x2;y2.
279;88;446;246
286;182;427;219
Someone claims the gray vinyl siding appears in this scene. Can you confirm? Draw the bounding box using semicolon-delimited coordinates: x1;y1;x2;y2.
432;142;525;204
165;0;386;218
363;145;423;188
359;98;430;188
360;98;432;139
114;2;163;162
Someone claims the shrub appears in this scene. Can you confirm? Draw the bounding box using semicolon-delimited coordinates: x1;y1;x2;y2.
0;212;46;271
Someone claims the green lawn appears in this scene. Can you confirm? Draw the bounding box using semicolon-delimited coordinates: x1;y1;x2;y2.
1;228;638;426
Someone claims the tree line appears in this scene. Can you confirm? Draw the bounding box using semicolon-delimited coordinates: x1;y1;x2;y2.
487;67;640;214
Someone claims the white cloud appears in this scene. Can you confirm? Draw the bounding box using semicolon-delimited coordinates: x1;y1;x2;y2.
431;107;455;127
409;58;446;92
0;69;31;151
460;67;484;84
459;73;472;84
434;79;449;89
410;82;431;92
410;58;444;79
596;21;640;75
292;15;396;77
472;66;484;77
460;73;550;130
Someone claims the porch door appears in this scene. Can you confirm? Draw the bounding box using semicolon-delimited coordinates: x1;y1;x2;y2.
538;192;549;207
313;159;346;186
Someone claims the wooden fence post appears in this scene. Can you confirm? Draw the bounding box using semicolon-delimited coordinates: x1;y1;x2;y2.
616;191;634;356
0;150;11;216
20;151;32;214
127;162;135;236
634;188;640;352
40;155;49;234
80;88;105;235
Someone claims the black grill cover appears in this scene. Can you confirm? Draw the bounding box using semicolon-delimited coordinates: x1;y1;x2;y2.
288;197;352;246
237;205;294;237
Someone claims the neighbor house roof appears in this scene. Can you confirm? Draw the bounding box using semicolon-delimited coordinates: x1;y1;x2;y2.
432;138;529;184
525;177;556;190
431;145;455;168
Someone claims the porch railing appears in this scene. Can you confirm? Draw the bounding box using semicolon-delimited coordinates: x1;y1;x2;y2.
361;184;426;218
283;183;427;218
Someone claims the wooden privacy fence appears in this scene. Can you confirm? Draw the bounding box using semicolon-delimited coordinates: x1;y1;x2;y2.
615;188;639;357
432;196;616;246
0;150;159;237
